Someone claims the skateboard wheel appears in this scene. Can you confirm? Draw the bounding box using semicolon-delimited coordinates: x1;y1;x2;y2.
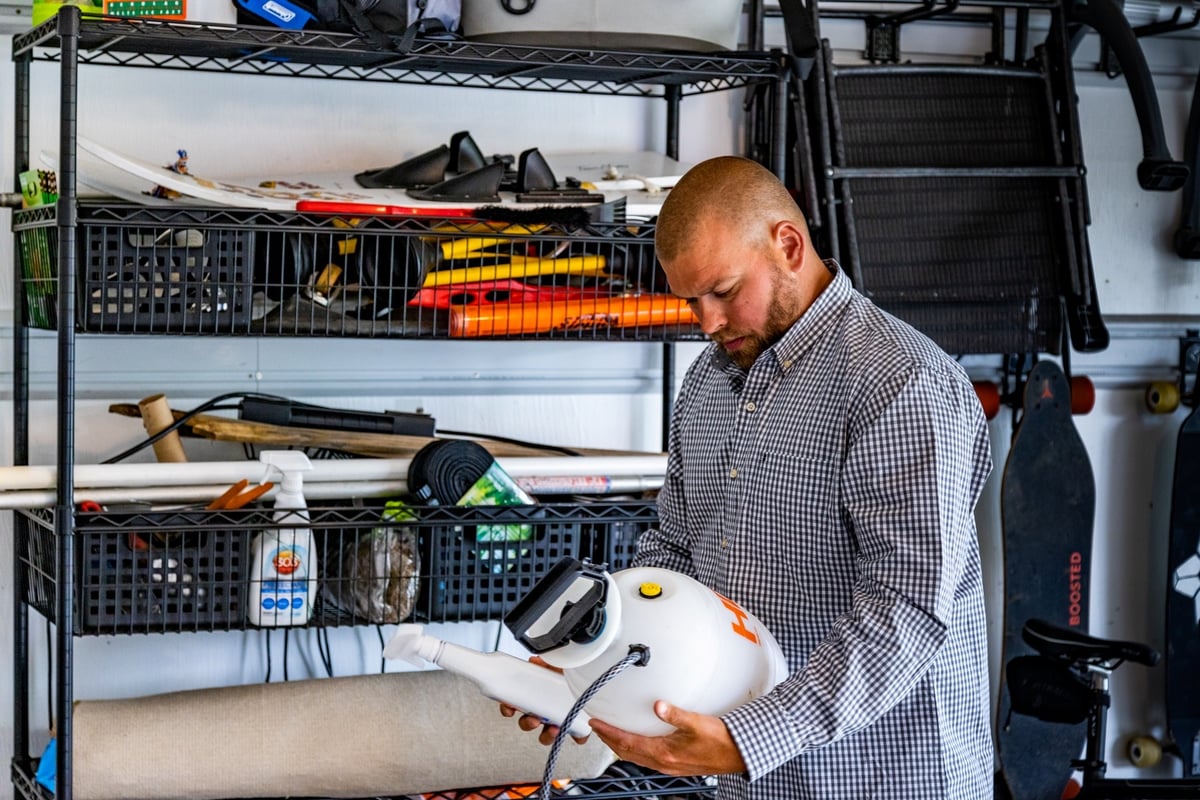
1061;776;1082;799
1128;735;1162;767
973;381;1001;420
1145;381;1180;414
1069;376;1095;415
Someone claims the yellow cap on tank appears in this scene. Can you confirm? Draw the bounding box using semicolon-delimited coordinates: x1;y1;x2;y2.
638;582;663;598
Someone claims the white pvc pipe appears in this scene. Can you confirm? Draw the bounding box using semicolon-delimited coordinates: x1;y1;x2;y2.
0;453;668;492
0;481;407;510
0;475;664;510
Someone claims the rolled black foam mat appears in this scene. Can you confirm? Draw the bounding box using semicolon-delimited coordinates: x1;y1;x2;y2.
408;439;496;505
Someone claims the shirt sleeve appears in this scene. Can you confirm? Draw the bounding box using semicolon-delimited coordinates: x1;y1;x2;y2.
630;359;704;578
722;363;992;778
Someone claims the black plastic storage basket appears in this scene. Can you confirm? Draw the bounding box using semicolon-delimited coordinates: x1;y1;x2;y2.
14;204;255;333
77;205;255;332
17;507;251;634
415;501;655;622
78;513;248;633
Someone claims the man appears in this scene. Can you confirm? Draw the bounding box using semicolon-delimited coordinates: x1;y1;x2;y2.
508;155;994;799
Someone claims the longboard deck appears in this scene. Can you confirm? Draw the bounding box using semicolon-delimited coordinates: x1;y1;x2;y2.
73;137;685;216
996;360;1095;799
1166;403;1200;776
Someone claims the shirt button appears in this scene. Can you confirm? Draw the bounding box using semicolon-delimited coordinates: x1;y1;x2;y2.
744;401;756;412
781;359;793;370
720;538;730;549
729;468;739;479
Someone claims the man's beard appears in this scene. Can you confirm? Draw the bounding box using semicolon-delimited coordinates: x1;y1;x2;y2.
714;268;801;370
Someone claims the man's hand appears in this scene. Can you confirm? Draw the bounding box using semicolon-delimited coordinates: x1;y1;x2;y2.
588;700;747;777
497;656;589;746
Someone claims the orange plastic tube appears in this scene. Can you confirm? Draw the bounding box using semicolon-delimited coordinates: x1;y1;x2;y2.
448;294;695;337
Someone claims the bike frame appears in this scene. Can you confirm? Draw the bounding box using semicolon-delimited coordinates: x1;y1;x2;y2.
1076;665;1200;798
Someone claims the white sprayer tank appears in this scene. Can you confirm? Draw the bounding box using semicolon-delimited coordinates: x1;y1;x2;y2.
538;566;789;736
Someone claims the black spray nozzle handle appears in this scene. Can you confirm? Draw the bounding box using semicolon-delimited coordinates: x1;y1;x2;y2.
504;557;609;654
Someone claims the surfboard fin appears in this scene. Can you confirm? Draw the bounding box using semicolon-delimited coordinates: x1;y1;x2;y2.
449;131;488;173
355;144;452;189
408;161;506;203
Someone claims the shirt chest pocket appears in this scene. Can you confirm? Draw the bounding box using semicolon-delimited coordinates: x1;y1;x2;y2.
747;450;853;578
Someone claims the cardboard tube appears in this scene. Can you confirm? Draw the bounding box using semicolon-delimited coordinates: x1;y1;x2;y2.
71;670;615;799
138;394;188;463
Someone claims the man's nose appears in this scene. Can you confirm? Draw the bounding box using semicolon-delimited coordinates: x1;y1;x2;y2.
693;297;725;336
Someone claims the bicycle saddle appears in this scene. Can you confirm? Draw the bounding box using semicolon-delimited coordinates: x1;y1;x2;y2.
1022;618;1160;666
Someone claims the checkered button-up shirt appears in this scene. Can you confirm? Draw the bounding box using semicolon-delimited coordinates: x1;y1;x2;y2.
635;264;994;799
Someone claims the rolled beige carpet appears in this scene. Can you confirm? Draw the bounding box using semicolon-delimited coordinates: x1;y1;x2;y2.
73;669;614;799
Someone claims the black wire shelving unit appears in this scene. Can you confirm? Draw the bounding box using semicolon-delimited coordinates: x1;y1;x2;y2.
9;10;784;799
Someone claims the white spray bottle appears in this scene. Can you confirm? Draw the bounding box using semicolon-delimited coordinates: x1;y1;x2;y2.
248;451;315;627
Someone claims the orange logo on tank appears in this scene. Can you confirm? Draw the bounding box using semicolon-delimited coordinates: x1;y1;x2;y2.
273;549;301;575
716;593;760;645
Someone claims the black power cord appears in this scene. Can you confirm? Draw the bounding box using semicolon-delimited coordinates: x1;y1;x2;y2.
540;645;650;799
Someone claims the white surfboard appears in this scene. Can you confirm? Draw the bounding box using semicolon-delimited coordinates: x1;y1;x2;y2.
41;150;220;208
76;136;686;217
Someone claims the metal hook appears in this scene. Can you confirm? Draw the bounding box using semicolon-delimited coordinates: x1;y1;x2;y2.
501;0;535;15
1133;5;1200;37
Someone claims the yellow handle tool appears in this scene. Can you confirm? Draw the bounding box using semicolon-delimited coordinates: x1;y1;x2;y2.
423;254;609;288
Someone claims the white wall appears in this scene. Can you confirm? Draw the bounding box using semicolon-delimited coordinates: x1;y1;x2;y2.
0;10;1198;798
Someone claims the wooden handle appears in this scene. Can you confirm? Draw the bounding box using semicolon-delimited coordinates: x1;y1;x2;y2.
109;404;651;459
138;393;188;463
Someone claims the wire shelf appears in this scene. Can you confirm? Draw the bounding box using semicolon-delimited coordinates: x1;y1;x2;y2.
13;15;782;97
18;500;657;635
15;203;706;340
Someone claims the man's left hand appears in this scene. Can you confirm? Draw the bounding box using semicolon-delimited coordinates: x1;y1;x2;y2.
587;700;746;777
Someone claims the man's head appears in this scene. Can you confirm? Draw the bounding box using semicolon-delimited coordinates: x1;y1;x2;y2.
655;156;830;369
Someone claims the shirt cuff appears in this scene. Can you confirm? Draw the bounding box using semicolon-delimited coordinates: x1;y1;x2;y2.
722;691;807;780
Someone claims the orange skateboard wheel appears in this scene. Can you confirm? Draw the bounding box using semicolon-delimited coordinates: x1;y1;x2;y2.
1069;376;1095;415
973;381;1001;420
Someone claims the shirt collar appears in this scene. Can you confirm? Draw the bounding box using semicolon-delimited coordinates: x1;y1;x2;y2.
711;260;849;383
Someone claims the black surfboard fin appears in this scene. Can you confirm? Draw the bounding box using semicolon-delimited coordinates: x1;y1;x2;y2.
355;144;451;189
449;131;488;173
515;148;557;192
407;160;506;202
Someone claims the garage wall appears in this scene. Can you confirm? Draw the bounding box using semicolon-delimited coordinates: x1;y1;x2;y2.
0;10;1198;796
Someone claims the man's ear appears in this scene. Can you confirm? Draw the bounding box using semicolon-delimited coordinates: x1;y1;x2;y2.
773;219;806;271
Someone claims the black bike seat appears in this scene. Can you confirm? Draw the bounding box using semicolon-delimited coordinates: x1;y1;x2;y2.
1022;618;1160;667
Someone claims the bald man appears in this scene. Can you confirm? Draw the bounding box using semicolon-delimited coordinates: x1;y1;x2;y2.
508;156;994;800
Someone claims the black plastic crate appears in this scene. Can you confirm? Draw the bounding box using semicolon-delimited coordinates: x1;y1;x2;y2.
77;510;248;633
14;205;255;333
416;502;655;622
78;209;254;333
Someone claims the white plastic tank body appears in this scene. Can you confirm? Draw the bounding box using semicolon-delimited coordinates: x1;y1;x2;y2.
541;566;789;736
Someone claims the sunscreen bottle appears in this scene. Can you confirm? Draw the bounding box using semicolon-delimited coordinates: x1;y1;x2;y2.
248;451;315;626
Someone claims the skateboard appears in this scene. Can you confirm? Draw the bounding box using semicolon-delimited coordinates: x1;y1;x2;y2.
1143;360;1200;776
995;360;1096;799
